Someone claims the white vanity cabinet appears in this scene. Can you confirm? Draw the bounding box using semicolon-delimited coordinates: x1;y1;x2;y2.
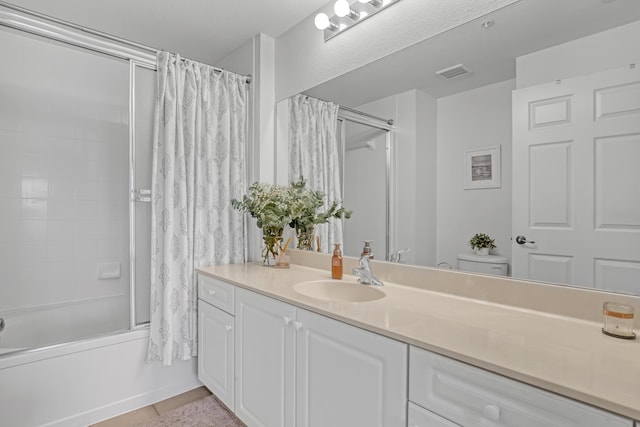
234;286;408;427
197;275;235;410
409;346;633;427
234;286;296;427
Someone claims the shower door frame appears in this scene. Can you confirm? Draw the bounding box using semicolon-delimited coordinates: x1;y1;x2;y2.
337;108;395;261
0;2;158;334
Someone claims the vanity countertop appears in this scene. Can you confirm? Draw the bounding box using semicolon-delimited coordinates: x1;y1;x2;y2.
197;262;640;420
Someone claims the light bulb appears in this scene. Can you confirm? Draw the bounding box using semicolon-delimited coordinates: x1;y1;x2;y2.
314;13;330;30
334;0;351;17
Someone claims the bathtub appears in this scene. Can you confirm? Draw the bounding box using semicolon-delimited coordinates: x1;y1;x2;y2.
0;298;200;427
0;296;130;355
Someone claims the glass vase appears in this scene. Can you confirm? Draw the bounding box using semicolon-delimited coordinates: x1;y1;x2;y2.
262;226;283;266
296;226;315;251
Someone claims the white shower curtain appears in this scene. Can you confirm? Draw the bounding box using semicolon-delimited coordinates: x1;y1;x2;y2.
147;52;248;365
289;94;342;252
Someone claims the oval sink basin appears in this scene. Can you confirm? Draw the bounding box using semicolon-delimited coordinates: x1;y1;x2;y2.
293;280;385;303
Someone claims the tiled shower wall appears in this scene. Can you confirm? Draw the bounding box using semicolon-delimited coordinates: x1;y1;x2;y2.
0;28;131;337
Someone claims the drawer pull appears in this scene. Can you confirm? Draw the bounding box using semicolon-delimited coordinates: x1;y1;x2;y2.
283;316;292;326
225;325;232;332
483;404;501;421
208;289;216;296
294;321;303;330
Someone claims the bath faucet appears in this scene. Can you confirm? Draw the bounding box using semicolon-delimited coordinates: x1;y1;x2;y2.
352;255;384;286
390;248;410;263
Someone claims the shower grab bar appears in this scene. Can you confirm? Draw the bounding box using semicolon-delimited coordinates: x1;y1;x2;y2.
131;189;151;203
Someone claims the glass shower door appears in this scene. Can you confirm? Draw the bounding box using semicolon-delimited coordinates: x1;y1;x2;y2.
339;119;390;260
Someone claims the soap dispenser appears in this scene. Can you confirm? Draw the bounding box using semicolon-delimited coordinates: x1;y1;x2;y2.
361;240;373;259
331;243;343;279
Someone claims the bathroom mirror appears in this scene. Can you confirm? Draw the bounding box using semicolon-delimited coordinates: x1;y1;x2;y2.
277;0;640;295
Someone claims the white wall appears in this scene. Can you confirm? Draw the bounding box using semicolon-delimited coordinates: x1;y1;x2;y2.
275;0;520;100
414;90;438;267
436;79;514;270
217;33;276;185
516;19;640;89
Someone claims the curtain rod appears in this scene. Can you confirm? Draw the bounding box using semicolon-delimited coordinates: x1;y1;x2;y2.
0;0;252;84
339;105;394;126
300;94;394;126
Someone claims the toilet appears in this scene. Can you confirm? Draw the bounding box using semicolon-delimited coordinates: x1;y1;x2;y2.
457;253;508;276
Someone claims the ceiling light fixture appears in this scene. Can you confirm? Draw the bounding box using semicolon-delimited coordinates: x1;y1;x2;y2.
314;0;402;42
359;0;383;6
314;13;339;31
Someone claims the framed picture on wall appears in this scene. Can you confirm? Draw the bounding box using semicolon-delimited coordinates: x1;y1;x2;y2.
463;145;501;189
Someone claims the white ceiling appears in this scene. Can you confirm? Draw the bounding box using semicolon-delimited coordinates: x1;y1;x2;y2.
2;0;329;65
305;0;640;106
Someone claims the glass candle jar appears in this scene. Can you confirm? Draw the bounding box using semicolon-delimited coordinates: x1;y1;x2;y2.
602;302;636;339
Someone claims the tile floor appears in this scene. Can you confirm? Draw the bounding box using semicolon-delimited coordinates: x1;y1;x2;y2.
91;386;213;427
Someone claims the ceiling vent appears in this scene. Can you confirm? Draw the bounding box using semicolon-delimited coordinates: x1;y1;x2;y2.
436;64;471;80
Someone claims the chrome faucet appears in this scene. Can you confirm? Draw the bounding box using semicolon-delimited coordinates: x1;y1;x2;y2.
390;248;410;263
352;255;384;286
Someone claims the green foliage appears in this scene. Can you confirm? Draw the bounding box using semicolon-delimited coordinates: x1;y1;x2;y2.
468;233;496;250
231;182;293;229
288;178;351;233
230;178;351;232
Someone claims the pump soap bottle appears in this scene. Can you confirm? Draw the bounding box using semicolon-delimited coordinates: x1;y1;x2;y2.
331;243;343;279
361;240;373;259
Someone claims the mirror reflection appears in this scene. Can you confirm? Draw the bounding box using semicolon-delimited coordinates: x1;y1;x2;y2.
279;0;640;296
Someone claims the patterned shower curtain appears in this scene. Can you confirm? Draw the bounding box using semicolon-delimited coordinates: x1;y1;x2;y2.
288;94;342;253
147;52;248;365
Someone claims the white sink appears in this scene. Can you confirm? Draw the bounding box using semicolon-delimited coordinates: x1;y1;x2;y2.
293;280;385;303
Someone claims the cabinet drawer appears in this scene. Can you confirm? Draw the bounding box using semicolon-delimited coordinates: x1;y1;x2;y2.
198;274;234;314
409;402;460;427
409;346;632;427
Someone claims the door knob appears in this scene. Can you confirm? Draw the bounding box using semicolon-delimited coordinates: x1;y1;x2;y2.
515;235;535;245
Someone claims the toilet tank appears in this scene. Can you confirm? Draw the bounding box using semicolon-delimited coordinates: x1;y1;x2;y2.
457;253;508;276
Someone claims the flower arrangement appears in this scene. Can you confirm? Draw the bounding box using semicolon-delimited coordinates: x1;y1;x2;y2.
231;182;294;264
231;178;351;263
288;178;351;250
468;232;496;255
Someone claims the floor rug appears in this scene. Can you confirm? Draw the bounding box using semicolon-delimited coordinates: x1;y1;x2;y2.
134;395;244;427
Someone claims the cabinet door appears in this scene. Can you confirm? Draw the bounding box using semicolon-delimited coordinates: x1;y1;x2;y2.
295;308;408;427
234;288;296;427
198;300;234;410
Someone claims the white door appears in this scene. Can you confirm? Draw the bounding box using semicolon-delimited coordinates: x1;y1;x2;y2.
197;300;234;410
234;288;296;427
295;308;407;427
512;64;640;292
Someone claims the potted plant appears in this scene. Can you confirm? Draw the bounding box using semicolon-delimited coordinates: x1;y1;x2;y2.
288;178;351;251
469;233;496;255
231;182;294;265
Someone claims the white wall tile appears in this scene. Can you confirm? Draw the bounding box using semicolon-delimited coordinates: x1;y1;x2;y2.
20;220;47;241
21;177;49;198
20;241;47;260
47;220;74;241
21;199;48;220
0;175;21;198
48;179;76;200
